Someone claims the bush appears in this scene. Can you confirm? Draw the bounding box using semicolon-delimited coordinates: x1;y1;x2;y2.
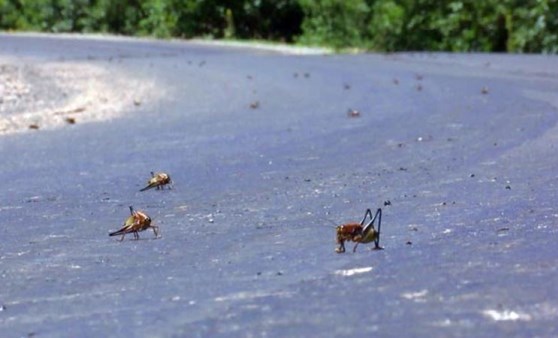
507;0;558;53
368;0;405;51
0;0;557;53
138;0;177;38
297;0;370;49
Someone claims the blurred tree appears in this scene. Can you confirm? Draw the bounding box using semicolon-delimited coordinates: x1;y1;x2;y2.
139;0;177;37
237;0;302;41
0;0;557;52
368;0;405;51
298;0;370;49
507;0;558;53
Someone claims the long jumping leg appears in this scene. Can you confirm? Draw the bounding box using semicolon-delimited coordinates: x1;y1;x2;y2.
373;208;382;250
360;208;373;226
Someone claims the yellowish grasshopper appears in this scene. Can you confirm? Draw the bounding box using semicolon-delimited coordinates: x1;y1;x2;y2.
110;206;159;241
140;172;173;191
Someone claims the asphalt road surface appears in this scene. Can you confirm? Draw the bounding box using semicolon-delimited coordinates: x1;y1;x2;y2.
1;34;558;337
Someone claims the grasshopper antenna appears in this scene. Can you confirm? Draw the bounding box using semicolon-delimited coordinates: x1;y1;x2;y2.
316;215;338;228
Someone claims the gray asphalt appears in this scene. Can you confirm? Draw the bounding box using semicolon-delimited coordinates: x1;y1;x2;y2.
1;34;558;337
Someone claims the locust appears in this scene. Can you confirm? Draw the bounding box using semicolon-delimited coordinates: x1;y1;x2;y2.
109;206;159;241
140;171;172;191
336;208;383;253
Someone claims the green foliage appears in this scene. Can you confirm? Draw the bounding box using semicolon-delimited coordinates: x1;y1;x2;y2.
296;0;558;53
368;0;405;51
78;0;108;32
298;0;370;49
138;0;177;38
421;1;508;52
0;0;557;53
235;0;303;41
507;0;558;53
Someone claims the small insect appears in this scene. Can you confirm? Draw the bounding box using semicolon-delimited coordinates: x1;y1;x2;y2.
250;100;260;109
109;206;159;241
347;108;361;118
336;208;383;253
140;171;172;192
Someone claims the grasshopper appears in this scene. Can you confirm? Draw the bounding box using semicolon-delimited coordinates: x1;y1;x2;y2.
110;206;159;241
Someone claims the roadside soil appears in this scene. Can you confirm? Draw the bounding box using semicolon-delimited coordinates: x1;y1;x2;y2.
0;56;162;134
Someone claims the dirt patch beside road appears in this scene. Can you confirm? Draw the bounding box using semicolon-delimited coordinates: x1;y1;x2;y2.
0;56;163;134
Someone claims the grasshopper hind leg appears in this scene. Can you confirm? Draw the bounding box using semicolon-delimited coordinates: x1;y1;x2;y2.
373;208;383;250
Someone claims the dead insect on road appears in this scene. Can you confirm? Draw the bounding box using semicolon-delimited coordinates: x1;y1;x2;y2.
336;208;383;253
140;171;172;191
110;206;159;241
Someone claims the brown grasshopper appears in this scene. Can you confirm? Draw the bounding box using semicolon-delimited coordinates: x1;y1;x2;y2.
336;208;383;253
